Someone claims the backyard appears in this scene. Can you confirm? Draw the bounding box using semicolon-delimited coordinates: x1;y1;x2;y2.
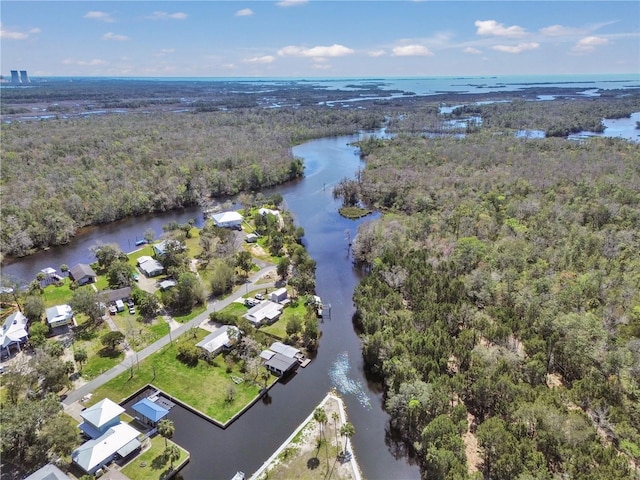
88;328;275;423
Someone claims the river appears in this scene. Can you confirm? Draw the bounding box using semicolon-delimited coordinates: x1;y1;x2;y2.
3;133;420;480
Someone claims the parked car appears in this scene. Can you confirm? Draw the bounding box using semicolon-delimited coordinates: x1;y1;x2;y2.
109;305;117;315
244;298;259;307
127;299;134;307
254;293;265;301
129;307;135;315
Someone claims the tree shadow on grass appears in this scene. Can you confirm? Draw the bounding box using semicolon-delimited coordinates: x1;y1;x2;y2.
307;457;320;470
96;346;122;358
151;454;169;470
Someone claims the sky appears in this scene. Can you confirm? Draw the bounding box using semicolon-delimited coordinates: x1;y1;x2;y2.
1;1;638;78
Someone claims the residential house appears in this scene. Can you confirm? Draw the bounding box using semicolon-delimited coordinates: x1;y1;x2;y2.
131;398;169;427
102;287;132;304
78;398;124;439
196;325;240;357
243;301;283;327
45;304;74;328
261;350;299;377
211;211;243;229
0;311;28;356
71;423;141;475
137;256;164;277
269;341;301;360
152;239;185;258
25;463;71;480
69;263;97;286
269;287;288;304
245;233;259;243
158;279;177;291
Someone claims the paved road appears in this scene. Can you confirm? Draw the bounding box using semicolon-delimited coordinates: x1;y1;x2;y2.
62;264;276;406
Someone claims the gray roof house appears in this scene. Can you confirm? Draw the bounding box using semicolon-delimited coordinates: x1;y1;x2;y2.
243;301;283;327
262;350;299;377
137;256;164;277
211;211;243;229
24;463;71;480
69;264;97;286
71;423;141;475
78;398;124;439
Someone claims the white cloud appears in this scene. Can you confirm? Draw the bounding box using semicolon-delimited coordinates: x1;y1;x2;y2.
572;36;609;53
278;44;354;58
368;50;386;57
0;26;27;40
392;44;434;56
244;55;275;64
475;20;526;37
63;58;108;66
492;42;539;53
540;24;583;36
235;8;254;17
312;63;333;70
276;0;308;7
102;32;129;41
84;11;115;23
463;47;482;55
147;11;188;21
154;48;175;57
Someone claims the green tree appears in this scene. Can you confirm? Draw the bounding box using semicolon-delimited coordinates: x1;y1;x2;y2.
303;317;319;350
91;243;122;269
101;331;125;351
70;287;104;325
28;321;49;348
235;250;253;279
23;295;45;323
313;407;328;448
74;347;88;371
209;260;235;297
340;422;355;454
277;257;291;280
157;419;175;448
107;260;134;288
164;444;181;470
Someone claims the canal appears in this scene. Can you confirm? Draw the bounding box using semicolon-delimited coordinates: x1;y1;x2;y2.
3;132;420;480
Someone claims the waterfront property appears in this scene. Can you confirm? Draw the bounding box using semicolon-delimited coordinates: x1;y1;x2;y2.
73;397;143;475
132;398;170;427
69;263;97;286
24;463;71;480
244;301;283;327
211;211;244;229
137;256;164;277
196;325;240;357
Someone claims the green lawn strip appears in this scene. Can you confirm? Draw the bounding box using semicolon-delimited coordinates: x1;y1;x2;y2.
89;329;262;423
172;304;207;323
220;301;249;318
111;314;164;350
121;435;188;480
127;245;154;267
183;228;202;259
42;278;74;307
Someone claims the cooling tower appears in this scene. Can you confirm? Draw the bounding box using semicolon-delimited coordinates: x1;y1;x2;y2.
10;70;21;84
20;70;30;83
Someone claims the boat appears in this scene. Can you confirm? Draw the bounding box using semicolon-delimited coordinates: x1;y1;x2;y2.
230;472;245;480
135;239;147;246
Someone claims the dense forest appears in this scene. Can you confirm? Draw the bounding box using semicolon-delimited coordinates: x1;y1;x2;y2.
348;128;640;478
1;107;382;258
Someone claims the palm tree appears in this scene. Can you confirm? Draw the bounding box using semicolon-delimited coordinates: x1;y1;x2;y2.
157;419;175;447
332;411;340;452
340;422;355;454
164;444;180;470
313;407;327;448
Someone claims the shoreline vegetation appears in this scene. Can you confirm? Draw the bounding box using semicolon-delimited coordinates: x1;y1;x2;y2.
1;79;638;261
1;77;639;480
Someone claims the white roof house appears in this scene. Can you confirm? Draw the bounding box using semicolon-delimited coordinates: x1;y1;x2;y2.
1;311;28;353
71;423;141;474
243;301;283;326
79;398;125;438
258;208;281;217
196;325;240;356
211;211;244;228
45;304;73;327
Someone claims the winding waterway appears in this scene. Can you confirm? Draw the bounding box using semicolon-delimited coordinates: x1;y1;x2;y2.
3;133;420;479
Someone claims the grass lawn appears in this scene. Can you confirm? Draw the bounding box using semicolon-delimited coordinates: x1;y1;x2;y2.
121;436;189;480
74;317;125;379
89;328;271;423
111;313;165;351
173;304;207;323
42;278;75;307
127;245;154;267
262;303;314;340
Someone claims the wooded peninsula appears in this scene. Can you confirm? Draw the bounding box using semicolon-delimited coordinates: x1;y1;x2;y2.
1;78;640;479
